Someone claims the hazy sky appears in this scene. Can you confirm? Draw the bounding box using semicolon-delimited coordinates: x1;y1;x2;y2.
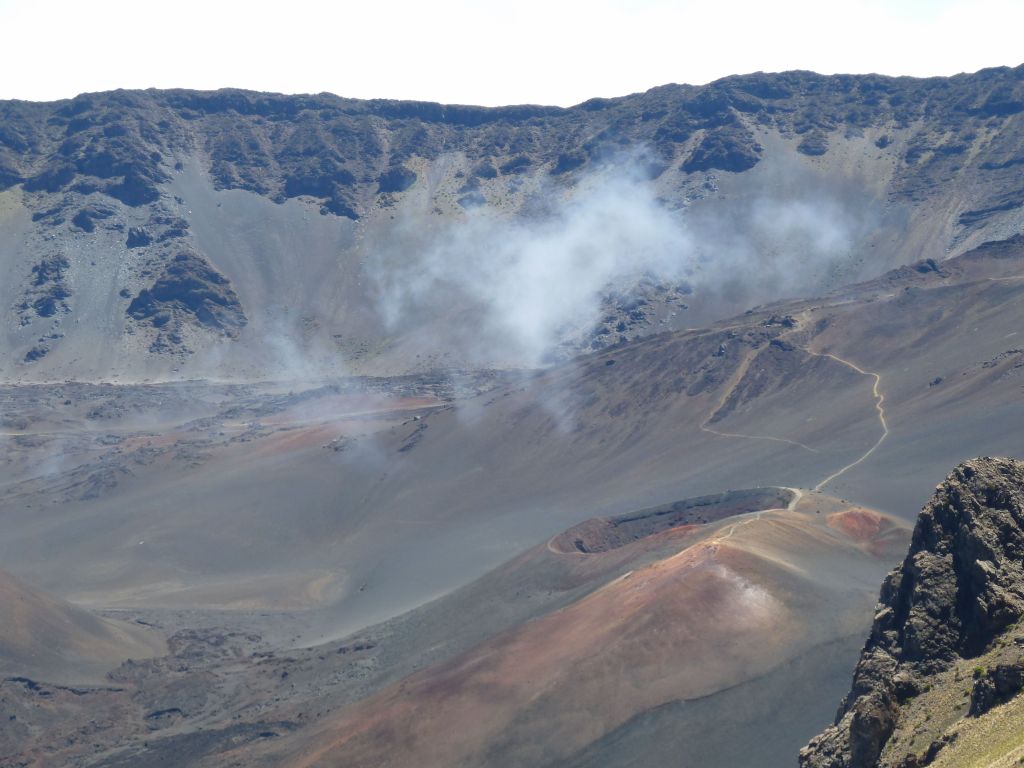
1;0;1021;106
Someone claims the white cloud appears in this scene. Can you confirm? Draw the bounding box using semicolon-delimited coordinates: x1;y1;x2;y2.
368;155;876;367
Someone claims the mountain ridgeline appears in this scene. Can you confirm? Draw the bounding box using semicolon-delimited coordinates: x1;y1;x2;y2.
1;66;1024;378
3;67;1024;219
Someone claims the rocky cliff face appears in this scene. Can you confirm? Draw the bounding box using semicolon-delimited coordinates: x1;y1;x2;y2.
4;68;1024;226
800;457;1024;768
3;68;1024;378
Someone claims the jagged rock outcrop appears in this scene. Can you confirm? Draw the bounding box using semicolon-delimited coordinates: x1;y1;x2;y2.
125;225;152;248
20;254;71;322
800;457;1024;768
680;124;762;172
3;67;1024;223
969;661;1024;716
4;69;1024;373
127;251;246;336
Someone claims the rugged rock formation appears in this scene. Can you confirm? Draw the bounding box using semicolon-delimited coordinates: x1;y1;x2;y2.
127;251;246;338
800;457;1024;768
680;124;762;172
2;67;1024;225
2;68;1024;373
125;225;152;248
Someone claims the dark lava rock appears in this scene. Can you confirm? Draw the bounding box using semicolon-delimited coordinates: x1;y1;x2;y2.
127;251;246;336
763;314;797;328
22;255;71;318
23;164;76;193
282;160;355;199
969;662;1024;716
980;155;1024;171
71;205;114;233
23;345;48;363
551;151;586;175
499;155;531;175
156;216;190;241
31;255;69;287
320;195;359;220
107;169;161;206
126;226;152;248
472;161;498;180
32;292;68;318
0;157;22;190
798;130;830;156
376;166;417;194
71;210;96;232
30;206;64;224
800;458;1024;768
279;156;360;219
958;190;1024;226
681;126;762;173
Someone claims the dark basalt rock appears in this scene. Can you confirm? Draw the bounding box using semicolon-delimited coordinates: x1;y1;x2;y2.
127;251;246;336
376;166;417;194
71;205;114;233
32;291;68;318
23;345;48;363
551;151;586;175
980;155;1024;171
23;164;76;193
21;255;72;320
126;226;152;248
282;160;356;199
499;155;531;175
155;216;189;241
798;130;830;156
0;157;22;190
800;458;1024;768
472;161;498;180
969;662;1024;716
320;196;359;219
71;210;95;232
681;126;762;173
31;255;69;287
958;191;1024;226
972;86;1024;117
107;169;162;206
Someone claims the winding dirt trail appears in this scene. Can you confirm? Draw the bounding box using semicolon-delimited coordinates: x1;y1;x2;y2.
699;347;818;454
783;308;890;490
807;351;889;491
550;305;892;559
696;306;890;493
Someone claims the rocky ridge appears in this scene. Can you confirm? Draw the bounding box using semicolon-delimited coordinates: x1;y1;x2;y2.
2;66;1024;373
3;67;1024;219
800;457;1024;768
